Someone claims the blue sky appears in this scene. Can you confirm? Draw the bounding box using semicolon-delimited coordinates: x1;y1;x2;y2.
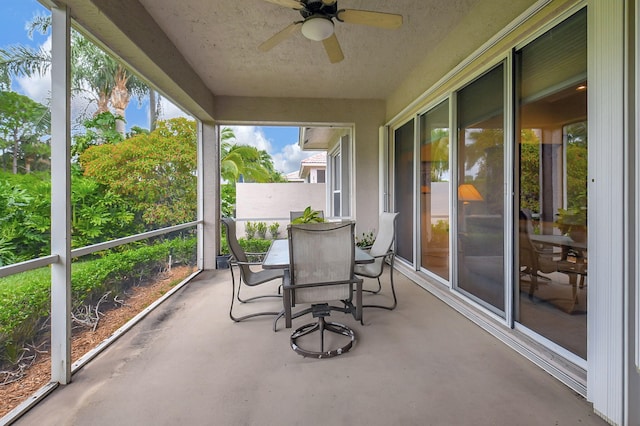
0;0;309;174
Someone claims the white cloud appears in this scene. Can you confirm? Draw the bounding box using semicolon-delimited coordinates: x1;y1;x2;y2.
228;126;272;152
14;37;51;104
272;143;315;174
158;97;190;121
224;126;315;174
12;36;97;131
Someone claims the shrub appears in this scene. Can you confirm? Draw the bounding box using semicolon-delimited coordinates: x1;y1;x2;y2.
256;222;267;239
0;237;196;367
268;222;280;239
244;221;257;239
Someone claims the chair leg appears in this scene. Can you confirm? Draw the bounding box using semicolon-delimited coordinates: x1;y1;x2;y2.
528;272;538;299
290;305;356;359
229;266;280;322
362;278;382;295
363;255;397;311
234;266;282;303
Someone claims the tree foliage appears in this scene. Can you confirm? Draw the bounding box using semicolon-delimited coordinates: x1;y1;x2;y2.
70;166;137;248
72;111;124;159
220;127;283;183
0;91;50;174
0;172;50;265
0;14;150;136
80;118;197;228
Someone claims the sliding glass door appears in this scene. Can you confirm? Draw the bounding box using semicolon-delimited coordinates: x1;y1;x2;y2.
394;120;415;264
515;9;587;360
456;64;506;314
419;100;450;279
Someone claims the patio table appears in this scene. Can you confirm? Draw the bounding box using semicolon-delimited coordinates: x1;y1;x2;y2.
262;239;374;270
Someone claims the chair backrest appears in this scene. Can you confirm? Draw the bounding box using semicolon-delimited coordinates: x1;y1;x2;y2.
368;212;399;273
288;222;355;304
518;209;556;273
289;210;325;222
222;217;248;264
518;210;537;268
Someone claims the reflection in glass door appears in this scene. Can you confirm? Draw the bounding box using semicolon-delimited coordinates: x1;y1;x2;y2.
420;100;450;280
394;120;415;264
456;65;505;314
515;9;587;360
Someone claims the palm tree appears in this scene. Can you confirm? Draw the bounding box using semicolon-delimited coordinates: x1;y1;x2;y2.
219;127;277;183
0;14;151;136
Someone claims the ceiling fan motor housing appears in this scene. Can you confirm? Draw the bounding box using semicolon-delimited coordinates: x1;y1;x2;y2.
299;0;339;20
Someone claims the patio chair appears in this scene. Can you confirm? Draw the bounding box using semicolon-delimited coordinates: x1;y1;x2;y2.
518;210;558;298
222;217;284;322
282;221;363;358
354;212;399;310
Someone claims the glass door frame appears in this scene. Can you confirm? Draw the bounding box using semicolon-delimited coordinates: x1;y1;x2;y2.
416;96;454;286
449;56;514;321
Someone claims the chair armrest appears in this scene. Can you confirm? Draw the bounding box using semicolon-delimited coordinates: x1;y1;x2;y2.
228;255;263;267
369;250;394;260
245;251;267;262
230;260;262;266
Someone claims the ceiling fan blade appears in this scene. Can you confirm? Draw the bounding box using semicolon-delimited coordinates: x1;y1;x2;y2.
261;0;304;10
322;33;344;64
259;22;302;52
337;9;403;29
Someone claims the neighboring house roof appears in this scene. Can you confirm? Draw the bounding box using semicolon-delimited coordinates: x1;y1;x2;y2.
299;152;327;179
285;170;304;182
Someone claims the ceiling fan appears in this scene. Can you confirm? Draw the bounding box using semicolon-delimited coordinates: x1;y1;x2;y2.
259;0;403;64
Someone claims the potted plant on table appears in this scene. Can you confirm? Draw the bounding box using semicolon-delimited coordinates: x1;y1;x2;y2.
356;230;376;249
556;206;587;242
291;206;325;224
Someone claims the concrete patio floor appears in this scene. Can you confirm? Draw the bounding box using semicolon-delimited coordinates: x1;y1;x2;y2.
14;268;606;425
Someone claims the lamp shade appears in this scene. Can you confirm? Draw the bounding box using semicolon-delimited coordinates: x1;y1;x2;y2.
301;16;334;41
458;183;483;202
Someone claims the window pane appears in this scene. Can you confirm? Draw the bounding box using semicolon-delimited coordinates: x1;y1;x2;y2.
516;9;587;359
317;169;325;183
394;120;415;264
420;100;449;279
456;64;505;313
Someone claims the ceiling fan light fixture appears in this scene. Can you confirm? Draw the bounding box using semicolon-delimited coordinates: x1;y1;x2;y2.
301;16;334;41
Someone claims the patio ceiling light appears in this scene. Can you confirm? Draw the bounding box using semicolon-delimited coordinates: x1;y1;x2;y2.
301;16;334;41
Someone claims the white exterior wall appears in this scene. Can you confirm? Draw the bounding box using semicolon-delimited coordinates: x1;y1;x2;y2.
234;183;326;238
214;97;385;236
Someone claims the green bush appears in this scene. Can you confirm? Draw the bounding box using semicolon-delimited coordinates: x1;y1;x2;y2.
256;222;267;239
0;237;196;366
244;221;257;239
268;222;280;239
238;238;272;254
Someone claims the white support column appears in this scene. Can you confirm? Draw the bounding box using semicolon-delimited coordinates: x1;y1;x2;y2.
378;126;388;214
198;122;219;270
587;1;625;424
50;5;72;385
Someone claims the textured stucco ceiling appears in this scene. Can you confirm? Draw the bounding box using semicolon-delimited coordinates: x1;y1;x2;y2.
136;0;487;100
